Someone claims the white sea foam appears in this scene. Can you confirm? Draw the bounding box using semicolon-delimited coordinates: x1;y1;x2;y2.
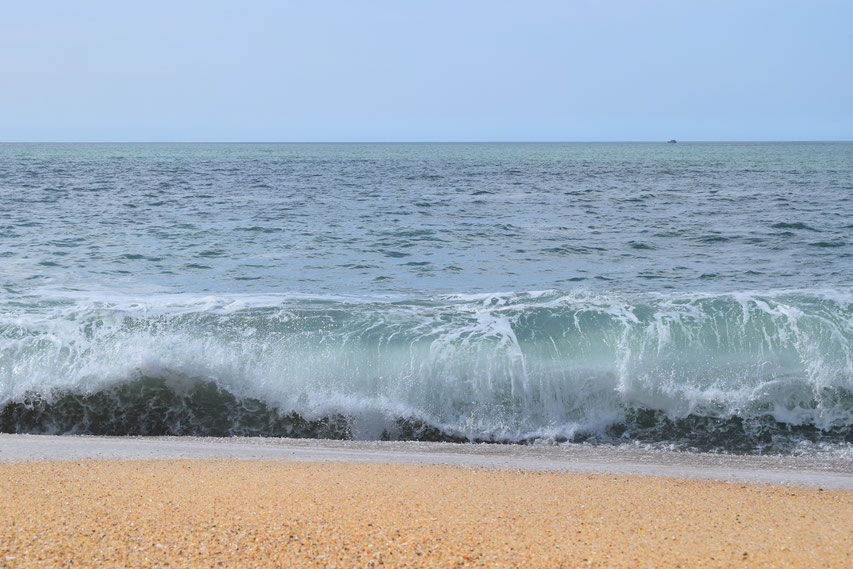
1;288;851;450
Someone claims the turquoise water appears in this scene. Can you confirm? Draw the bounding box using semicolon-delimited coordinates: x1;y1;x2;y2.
1;142;852;452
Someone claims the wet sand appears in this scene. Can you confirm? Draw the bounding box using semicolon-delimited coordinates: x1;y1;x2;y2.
3;434;853;489
1;458;852;568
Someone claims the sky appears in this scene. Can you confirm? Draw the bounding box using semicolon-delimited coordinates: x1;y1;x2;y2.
1;0;851;142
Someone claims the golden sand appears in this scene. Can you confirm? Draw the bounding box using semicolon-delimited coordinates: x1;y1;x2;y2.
0;460;850;568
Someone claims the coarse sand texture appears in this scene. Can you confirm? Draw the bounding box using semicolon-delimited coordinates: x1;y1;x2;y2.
0;460;851;568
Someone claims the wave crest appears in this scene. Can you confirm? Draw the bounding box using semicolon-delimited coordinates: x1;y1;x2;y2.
1;288;852;452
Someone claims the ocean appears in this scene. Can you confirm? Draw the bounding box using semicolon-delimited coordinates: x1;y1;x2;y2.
1;142;851;454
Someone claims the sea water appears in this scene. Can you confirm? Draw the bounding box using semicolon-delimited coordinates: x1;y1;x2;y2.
1;142;851;453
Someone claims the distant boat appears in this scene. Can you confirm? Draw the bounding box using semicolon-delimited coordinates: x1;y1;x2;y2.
667;139;677;144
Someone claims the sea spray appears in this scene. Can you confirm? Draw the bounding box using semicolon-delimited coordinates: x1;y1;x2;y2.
2;289;851;452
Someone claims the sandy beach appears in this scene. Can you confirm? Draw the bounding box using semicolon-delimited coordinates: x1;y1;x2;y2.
1;436;851;568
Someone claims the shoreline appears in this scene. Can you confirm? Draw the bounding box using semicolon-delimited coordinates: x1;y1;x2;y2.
2;433;851;489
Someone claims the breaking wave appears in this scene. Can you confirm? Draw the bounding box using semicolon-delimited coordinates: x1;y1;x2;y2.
1;289;852;453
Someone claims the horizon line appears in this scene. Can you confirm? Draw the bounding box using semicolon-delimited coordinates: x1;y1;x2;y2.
1;139;851;144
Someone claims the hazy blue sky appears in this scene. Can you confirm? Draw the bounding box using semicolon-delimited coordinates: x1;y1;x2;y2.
2;0;851;141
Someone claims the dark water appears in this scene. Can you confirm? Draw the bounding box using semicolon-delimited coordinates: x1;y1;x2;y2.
1;143;851;453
